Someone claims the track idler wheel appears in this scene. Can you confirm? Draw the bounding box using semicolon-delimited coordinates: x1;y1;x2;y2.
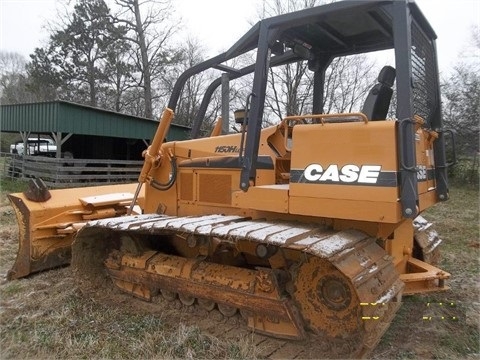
291;257;363;355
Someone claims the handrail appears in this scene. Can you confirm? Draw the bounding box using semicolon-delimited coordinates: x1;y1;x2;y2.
398;118;418;172
282;112;369;125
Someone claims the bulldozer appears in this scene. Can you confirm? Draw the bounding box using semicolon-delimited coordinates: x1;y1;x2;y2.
7;0;454;357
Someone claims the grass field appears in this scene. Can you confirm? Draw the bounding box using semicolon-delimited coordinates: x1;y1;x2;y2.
373;185;480;359
0;178;478;359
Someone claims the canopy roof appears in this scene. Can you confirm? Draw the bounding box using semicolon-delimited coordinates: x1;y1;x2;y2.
0;100;190;141
226;0;435;59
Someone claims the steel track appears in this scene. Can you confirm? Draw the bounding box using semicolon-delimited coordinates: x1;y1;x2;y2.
72;214;404;358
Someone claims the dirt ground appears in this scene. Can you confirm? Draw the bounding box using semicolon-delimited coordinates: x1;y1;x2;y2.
0;186;479;359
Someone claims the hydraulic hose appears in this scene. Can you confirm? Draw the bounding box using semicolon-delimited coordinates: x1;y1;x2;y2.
150;157;177;191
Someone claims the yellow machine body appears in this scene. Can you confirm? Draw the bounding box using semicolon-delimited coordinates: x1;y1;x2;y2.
140;113;447;288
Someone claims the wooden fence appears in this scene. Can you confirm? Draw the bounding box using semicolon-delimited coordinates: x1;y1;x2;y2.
0;152;142;188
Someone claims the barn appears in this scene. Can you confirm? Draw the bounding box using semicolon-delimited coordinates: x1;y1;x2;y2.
0;101;190;186
1;100;190;159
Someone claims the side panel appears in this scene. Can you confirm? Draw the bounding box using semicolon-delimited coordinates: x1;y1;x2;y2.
289;121;401;223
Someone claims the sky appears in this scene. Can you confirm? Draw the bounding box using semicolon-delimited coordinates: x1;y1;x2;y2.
0;0;479;76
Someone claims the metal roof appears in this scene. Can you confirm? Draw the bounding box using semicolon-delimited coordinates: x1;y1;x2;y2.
0;100;190;141
225;0;436;59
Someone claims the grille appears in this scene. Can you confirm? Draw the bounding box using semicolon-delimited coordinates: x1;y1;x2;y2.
198;174;232;204
411;19;438;127
180;172;194;201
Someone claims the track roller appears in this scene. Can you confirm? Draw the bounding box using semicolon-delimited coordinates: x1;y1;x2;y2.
179;293;196;306
161;289;177;301
198;298;216;311
218;303;237;317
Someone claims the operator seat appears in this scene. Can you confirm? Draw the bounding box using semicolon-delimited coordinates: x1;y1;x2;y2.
362;65;396;120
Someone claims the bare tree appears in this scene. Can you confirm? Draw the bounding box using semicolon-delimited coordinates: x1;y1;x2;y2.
323;55;376;114
256;0;377;124
102;40;137;112
259;0;322;17
162;37;210;126
258;0;321;123
0;52;28;104
441;27;480;185
112;0;182;118
442;27;480;158
0;52;26;78
0;51;53;104
0;52;31;151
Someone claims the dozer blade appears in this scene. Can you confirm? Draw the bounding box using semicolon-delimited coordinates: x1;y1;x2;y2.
6;179;144;280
